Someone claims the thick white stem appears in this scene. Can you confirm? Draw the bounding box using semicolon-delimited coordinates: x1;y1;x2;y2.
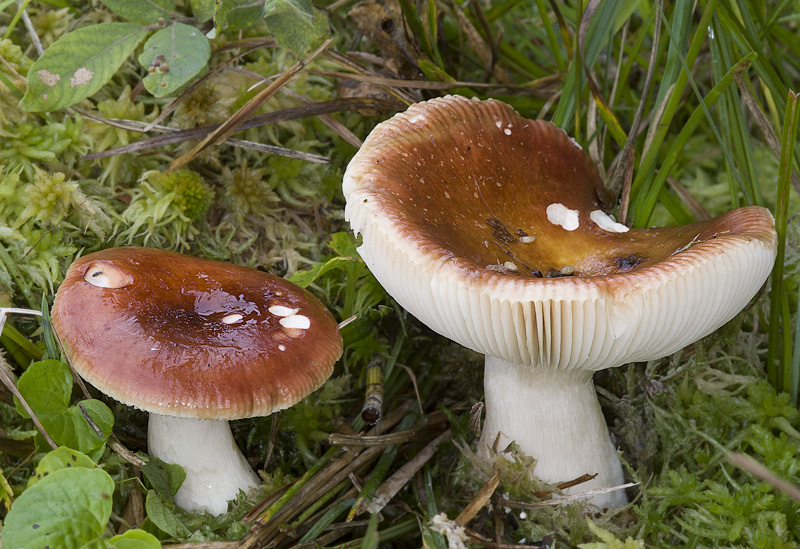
479;356;627;508
148;415;260;515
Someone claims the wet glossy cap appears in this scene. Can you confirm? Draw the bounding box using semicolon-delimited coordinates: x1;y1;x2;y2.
52;247;343;420
344;95;777;370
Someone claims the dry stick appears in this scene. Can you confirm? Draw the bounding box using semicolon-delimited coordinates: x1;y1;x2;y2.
82;98;393;160
170;37;335;171
281;87;363;149
307;69;526;91
239;446;385;548
608;0;662;202
143;39;273;132
494;481;638;510
735;72;800;197
366;429;452;514
729;452;800;503
322;50;417;105
455;464;500;526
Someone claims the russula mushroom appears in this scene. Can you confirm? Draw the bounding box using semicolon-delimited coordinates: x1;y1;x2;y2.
51;247;343;515
343;95;777;508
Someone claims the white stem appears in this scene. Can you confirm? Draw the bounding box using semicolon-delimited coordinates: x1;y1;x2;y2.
148;415;260;515
479;356;627;508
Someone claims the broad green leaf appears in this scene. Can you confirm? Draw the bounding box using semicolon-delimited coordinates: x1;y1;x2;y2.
20;23;148;112
265;4;330;55
288;256;357;288
15;359;71;416
28;447;97;487
190;0;215;22
329;231;360;257
145;490;190;538
16;360;114;455
1;467;113;548
109;529;162;549
99;0;175;24
213;0;266;35
139;22;211;97
142;457;186;501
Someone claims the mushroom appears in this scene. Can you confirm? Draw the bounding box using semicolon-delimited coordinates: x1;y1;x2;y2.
51;247;343;515
342;95;777;508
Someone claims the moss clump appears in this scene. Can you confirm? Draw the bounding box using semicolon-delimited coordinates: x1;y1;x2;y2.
120;168;214;250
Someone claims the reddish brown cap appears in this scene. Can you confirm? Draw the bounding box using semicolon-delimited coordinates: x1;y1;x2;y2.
52;247;343;420
344;95;777;369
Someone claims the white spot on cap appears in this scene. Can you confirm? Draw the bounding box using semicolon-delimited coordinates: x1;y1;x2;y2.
546;203;580;231
278;344;286;351
495;120;503;128
222;313;243;324
269;305;299;317
569;137;582;150
519;235;536;243
504;128;512;135
590;210;629;233
409;114;426;124
280;314;310;330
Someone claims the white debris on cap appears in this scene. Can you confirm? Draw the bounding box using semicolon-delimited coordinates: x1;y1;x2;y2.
269;305;299;317
221;314;243;324
590;210;629;233
280;314;310;330
546;203;580;231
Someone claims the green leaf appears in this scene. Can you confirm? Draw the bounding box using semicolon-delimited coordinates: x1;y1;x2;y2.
109;529;162;549
264;3;330;55
99;0;175;24
20;23;148;112
28;447;97;487
142;457;186;502
213;0;266;35
0;467;114;548
139;22;211;97
190;0;215;22
288;256;358;288
145;490;190;538
16;360;114;455
15;359;71;417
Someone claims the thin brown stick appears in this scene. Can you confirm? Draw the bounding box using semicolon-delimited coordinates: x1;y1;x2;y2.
0;355;57;450
729;452;800;503
170;38;334;170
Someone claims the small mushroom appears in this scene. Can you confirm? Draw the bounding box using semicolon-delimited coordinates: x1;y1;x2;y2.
343;95;777;508
52;247;343;515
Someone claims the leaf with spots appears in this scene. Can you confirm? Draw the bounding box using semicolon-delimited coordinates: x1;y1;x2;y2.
100;0;175;24
138;22;211;97
0;467;113;548
15;360;114;459
27;447;97;488
20;22;148;112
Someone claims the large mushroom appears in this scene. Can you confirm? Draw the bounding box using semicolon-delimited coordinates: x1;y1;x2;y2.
51;247;343;515
343;95;777;508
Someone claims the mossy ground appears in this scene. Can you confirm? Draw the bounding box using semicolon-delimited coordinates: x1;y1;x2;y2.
1;1;799;547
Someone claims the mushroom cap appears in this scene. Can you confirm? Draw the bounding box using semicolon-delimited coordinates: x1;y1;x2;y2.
344;95;777;370
51;247;343;420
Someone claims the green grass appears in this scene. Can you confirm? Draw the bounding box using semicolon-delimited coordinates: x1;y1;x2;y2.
0;0;799;547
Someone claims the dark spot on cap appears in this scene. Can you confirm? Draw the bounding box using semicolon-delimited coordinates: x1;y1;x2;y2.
616;255;644;271
486;218;515;244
